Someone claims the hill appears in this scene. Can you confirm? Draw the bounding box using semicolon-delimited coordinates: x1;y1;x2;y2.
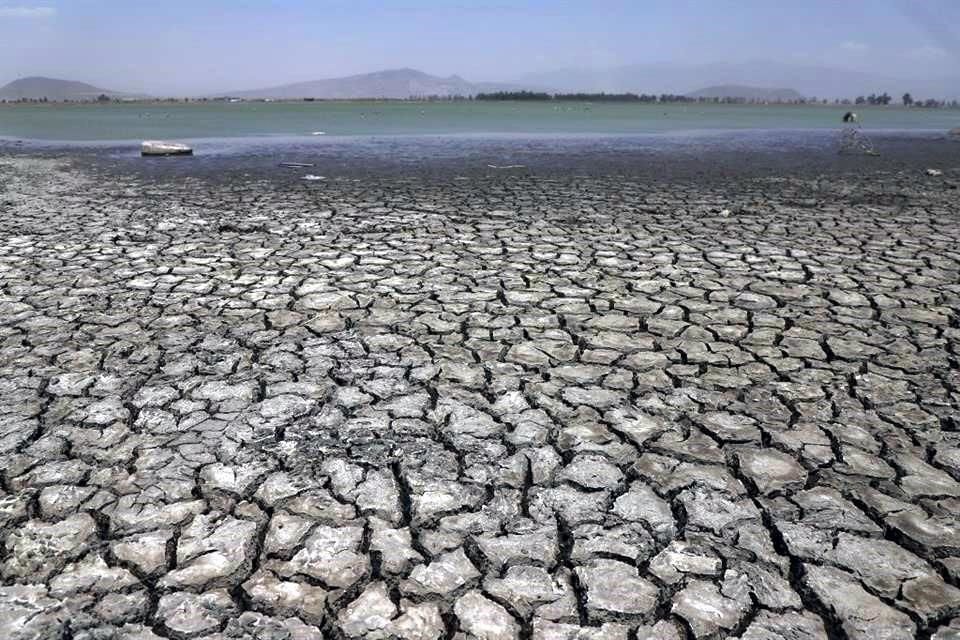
687;85;803;101
229;68;520;99
518;62;960;101
0;76;125;101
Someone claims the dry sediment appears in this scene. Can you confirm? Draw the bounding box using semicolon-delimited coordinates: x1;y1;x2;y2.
0;156;959;639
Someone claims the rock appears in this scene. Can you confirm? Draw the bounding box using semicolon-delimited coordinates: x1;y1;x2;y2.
803;564;915;639
736;448;808;494
160;513;257;589
339;582;398;638
355;469;402;522
932;619;960;640
2;514;97;580
0;585;68;640
155;589;238;638
259;394;316;420
723;565;802;610
222;611;325;639
49;553;140;597
476;528;558;570
611;481;676;541
570;522;654;563
736;610;828;639
401;548;480;597
273;524;369;588
263;512;314;556
901;575;960;623
241;568;327;625
533;620;634;640
576;559;659;620
558;454;624;489
831;532;938;598
387;601;446;640
484;565;571;618
111;529;174;577
454;590;520;640
679;487;761;534
649;541;722;584
672;580;747;638
635;622;684;640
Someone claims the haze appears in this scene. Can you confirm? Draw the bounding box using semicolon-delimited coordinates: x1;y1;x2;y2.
2;0;959;97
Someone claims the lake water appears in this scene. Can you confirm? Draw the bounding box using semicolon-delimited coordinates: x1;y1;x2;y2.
1;101;958;142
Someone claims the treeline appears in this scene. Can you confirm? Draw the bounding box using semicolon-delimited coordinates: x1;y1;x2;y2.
474;92;832;105
5;92;959;108
475;91;552;101
474;91;699;102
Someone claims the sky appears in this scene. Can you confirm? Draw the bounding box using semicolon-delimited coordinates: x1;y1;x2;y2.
1;0;959;95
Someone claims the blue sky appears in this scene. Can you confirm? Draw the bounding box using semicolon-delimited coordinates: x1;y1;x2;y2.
2;0;958;94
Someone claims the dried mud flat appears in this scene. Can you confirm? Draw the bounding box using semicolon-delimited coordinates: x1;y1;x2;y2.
0;155;959;640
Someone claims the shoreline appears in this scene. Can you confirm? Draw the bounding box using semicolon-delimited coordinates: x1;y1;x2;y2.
1;126;955;144
3;129;957;184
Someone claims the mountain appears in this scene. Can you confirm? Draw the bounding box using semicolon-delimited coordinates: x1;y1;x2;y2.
518;62;960;100
229;68;522;99
687;85;804;101
0;76;126;101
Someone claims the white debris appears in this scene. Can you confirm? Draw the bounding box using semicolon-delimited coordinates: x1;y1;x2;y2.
926;168;943;176
312;131;326;136
302;175;326;181
141;141;193;156
719;209;732;217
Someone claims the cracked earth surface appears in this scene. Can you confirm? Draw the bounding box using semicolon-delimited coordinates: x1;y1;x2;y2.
1;156;959;640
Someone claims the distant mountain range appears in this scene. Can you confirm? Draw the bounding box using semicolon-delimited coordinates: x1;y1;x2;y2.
4;61;959;101
228;68;522;99
518;61;960;100
687;85;804;101
0;76;127;101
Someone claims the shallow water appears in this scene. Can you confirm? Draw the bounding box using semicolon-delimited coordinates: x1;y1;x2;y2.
1;101;958;142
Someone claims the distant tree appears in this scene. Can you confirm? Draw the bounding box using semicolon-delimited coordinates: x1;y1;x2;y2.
902;93;913;107
475;91;551;101
554;92;641;102
96;94;111;103
855;96;866;105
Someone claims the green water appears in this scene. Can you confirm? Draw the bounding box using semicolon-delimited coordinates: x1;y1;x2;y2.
1;101;957;141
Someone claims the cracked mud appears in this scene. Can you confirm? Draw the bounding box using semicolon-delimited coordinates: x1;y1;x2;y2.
0;156;959;640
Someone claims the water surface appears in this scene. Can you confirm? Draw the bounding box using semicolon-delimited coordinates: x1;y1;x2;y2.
1;101;957;142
